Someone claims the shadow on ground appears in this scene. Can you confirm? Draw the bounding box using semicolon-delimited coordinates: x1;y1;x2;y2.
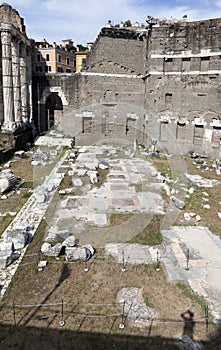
0;323;220;350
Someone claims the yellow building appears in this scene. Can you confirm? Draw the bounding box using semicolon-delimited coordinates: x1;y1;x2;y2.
75;51;87;72
34;39;76;73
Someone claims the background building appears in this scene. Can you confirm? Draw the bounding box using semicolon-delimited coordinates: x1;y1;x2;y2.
34;38;76;74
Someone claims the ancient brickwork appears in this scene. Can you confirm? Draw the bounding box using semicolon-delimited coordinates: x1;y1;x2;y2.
84;27;147;75
33;17;221;155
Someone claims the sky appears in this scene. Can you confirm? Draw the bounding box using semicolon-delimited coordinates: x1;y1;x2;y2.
5;0;221;46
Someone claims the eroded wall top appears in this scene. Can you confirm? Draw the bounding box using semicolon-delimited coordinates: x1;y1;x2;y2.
0;3;26;34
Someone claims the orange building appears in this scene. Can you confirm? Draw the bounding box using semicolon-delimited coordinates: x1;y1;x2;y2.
34;39;76;74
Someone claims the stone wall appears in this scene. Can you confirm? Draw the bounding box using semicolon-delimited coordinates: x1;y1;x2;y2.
33;17;221;155
144;17;221;155
84;27;147;75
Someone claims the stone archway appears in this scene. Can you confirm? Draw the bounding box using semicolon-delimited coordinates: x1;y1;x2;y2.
46;93;63;129
39;86;68;131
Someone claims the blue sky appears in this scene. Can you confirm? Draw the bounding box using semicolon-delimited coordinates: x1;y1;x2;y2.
6;0;221;45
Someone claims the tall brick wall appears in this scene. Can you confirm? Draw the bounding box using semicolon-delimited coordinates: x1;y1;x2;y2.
84;27;147;75
34;18;221;155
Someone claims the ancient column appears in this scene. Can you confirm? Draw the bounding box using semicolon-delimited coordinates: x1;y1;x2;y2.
26;47;33;125
11;38;23;127
1;27;15;130
20;43;28;123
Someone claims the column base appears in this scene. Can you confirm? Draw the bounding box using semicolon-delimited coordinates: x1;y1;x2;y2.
1;121;17;132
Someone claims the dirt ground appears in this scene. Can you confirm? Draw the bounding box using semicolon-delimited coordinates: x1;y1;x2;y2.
0;150;221;349
0;154;34;235
0;220;218;349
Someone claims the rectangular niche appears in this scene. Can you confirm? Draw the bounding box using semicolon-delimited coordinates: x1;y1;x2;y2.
201;56;210;71
82;116;93;133
182;57;191;72
126;117;136;135
160;121;169;141
176;122;188;140
165;93;172;109
193;124;204;145
212;129;221;148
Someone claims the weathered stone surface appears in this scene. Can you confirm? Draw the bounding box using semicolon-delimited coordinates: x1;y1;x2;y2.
62;235;77;247
178;335;202;350
72;178;83;187
14;150;26;158
32;150;48;163
65;247;91;262
2;229;31;249
105;243;152;264
98;162;109;170
0;170;17;193
82;244;95;255
35;190;48;204
88;171;98;184
45;228;71;243
41;242;62;256
0;242;20;269
185;174;219;188
38;260;47;268
116;287;155;325
171;196;185;210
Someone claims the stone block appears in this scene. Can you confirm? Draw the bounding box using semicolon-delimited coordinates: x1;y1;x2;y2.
62;235;76;247
2;229;31;249
0;242;20;269
41;242;62;256
65;247;91;262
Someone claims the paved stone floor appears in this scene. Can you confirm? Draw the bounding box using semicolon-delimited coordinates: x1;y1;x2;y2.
162;226;221;321
49;145;165;245
1;140;221;322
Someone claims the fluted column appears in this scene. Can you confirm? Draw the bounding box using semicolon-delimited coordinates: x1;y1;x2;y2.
11;38;23;127
1;28;15;130
26;47;33;124
20;43;28;123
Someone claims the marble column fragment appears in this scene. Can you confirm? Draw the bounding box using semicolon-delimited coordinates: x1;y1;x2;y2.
1;28;15;130
11;38;23;127
20;43;28;123
26;47;33;124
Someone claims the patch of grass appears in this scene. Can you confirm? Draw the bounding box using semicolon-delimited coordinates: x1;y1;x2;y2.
135;183;143;192
59;173;73;190
94;167;109;188
128;215;163;245
109;213;133;226
144;295;153;308
22;192;32;199
176;282;207;310
147;156;172;178
20;181;33;189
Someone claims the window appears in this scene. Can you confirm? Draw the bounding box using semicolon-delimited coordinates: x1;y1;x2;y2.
36;65;42;72
57;66;63;73
57;54;62;63
36;53;41;62
45;65;51;72
46;53;50;61
73;59;76;67
66;57;70;65
66;68;71;73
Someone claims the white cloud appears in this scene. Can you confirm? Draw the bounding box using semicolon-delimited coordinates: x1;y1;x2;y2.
6;0;221;44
